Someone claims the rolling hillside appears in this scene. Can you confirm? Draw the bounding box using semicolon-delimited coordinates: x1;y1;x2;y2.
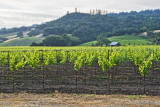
79;35;150;46
0;35;151;46
31;9;160;43
0;9;160;46
109;35;150;45
0;37;42;46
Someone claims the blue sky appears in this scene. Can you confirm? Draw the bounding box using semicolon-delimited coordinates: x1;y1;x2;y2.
0;0;159;28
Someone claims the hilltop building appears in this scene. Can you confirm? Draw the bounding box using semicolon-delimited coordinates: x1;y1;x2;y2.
90;9;107;15
67;8;107;15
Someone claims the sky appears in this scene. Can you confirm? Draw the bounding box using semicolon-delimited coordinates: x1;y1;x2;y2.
0;0;160;28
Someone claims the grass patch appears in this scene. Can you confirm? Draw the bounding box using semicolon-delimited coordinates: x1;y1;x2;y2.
128;95;146;100
109;35;150;46
0;37;42;46
79;41;97;46
72;93;77;96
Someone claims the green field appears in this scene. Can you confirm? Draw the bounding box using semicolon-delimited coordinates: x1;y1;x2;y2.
79;41;97;46
80;35;150;46
0;37;42;46
0;32;17;38
109;35;150;45
0;45;159;75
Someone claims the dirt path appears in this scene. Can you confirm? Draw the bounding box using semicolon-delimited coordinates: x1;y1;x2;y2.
0;92;160;107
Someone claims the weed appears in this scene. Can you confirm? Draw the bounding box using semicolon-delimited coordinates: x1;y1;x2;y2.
72;93;77;96
128;95;146;100
50;93;55;97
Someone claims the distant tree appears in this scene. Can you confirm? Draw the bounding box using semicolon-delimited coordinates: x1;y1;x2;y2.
32;33;81;46
31;42;43;46
42;35;62;46
154;33;160;45
28;29;41;37
147;31;154;37
62;34;71;46
96;34;111;46
140;26;148;32
17;31;23;38
0;37;8;43
42;34;73;46
31;42;38;46
69;35;81;46
91;43;94;46
0;26;30;35
43;27;65;36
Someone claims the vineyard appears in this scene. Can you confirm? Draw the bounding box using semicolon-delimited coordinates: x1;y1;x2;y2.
0;46;160;95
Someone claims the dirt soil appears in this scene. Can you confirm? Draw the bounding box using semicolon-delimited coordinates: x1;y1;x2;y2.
0;92;160;107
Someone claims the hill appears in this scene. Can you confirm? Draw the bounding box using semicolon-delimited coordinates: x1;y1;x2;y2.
0;37;42;46
0;9;160;46
32;9;160;43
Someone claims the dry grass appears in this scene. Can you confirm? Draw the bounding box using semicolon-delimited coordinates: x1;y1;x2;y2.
0;91;160;107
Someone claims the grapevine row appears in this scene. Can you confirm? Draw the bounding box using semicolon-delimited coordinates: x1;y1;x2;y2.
0;47;160;76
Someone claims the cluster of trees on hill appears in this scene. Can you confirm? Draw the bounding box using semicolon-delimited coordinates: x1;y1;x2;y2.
17;31;23;38
30;9;160;46
96;34;111;46
0;26;31;35
108;9;160;18
31;34;80;46
0;37;8;43
148;31;160;45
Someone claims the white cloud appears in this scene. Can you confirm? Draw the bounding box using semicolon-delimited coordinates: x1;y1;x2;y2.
0;0;159;28
0;9;58;28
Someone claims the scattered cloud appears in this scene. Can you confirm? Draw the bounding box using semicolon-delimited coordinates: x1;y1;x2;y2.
0;0;159;28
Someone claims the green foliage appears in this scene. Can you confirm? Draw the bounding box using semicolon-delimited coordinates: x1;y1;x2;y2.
10;52;26;71
0;46;159;77
17;31;23;38
42;35;62;46
79;35;150;46
108;35;150;45
25;51;41;69
79;41;97;46
43;27;66;36
0;32;17;38
0;26;30;35
36;34;80;46
96;35;111;46
149;32;160;45
0;52;8;65
0;9;160;46
0;37;42;46
0;37;8;43
67;34;81;45
43;51;57;65
128;95;146;100
28;29;41;37
32;9;160;44
42;34;70;46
